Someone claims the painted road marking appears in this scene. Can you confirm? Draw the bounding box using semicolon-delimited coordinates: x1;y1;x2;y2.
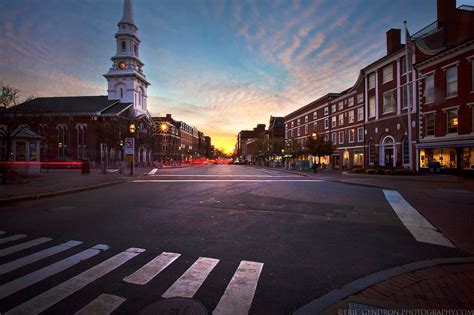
0;240;82;275
123;251;180;285
75;294;126;315
148;168;158;175
149;174;294;177
0;234;27;245
6;247;144;315
213;260;263;315
134;179;323;183
0;237;52;258
0;244;109;300
383;190;454;248
162;257;219;298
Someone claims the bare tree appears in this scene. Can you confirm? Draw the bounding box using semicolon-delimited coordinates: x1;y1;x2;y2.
0;83;36;162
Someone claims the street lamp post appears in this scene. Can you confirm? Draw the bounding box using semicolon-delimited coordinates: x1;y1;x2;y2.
129;123;136;175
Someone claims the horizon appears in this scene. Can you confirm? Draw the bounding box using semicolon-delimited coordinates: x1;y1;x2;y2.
1;0;473;154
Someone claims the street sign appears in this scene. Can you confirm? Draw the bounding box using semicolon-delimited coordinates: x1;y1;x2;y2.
125;137;134;156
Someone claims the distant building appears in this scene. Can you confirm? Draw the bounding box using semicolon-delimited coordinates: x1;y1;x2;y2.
236;124;265;159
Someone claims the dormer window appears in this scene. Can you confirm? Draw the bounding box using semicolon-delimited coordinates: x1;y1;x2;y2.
121;41;126;51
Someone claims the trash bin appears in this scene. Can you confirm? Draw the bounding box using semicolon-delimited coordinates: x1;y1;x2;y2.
428;161;441;173
81;160;90;174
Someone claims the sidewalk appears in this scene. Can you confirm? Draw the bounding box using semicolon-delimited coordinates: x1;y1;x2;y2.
295;257;474;314
0;166;154;203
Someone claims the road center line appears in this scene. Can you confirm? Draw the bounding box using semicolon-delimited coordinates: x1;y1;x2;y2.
383;190;454;248
162;257;219;298
133;179;323;183
213;260;264;315
0;244;109;300
6;247;144;315
74;294;126;315
0;240;82;275
0;237;52;258
123;251;180;285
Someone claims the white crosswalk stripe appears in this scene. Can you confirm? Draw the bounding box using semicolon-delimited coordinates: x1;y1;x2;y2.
0;237;52;258
162;257;219;298
148;168;158;175
0;244;109;300
0;240;82;275
0;234;26;245
0;231;265;315
123;251;180;285
74;294;126;315
6;247;144;315
213;261;263;315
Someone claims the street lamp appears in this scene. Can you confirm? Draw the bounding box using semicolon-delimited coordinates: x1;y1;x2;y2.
312;132;317;138
160;123;168;133
129;123;136;175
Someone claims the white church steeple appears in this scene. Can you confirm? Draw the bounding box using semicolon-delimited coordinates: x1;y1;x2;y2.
104;0;150;117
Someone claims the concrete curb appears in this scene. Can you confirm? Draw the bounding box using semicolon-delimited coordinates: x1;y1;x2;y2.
342;172;460;183
293;256;474;315
328;179;388;189
0;180;127;204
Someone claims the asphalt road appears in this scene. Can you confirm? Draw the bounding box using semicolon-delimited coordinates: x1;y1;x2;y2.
0;165;466;314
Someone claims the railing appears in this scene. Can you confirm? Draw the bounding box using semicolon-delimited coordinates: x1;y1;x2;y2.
411;20;439;39
458;5;474;11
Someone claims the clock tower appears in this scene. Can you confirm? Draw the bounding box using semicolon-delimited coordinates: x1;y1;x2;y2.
104;0;150;117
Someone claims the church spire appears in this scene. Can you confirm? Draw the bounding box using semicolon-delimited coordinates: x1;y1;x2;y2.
119;0;135;25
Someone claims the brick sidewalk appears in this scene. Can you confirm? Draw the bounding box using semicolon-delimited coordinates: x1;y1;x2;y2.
354;263;474;310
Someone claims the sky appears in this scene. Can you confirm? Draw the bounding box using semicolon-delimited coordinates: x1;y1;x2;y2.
1;0;473;153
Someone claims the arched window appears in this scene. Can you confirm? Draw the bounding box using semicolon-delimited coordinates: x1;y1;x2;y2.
121;41;126;51
120;88;124;99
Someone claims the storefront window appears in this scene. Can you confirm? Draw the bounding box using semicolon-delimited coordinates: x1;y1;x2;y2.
462;147;474;170
420;148;457;168
354;151;364;167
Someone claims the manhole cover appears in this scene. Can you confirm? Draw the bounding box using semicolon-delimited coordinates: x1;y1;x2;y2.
139;298;208;315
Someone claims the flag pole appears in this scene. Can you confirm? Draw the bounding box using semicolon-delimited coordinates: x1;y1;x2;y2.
404;20;413;170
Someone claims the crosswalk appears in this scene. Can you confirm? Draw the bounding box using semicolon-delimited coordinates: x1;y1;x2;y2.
0;230;264;314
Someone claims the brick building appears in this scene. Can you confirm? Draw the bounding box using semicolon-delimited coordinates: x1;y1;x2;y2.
236;124;265;159
414;0;474;174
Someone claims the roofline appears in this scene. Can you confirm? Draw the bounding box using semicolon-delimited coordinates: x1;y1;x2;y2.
284;93;339;119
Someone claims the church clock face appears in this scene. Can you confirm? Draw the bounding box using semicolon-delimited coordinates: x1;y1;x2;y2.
118;62;127;70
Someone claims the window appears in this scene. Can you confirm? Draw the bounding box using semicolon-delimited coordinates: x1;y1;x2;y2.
121;41;126;51
305;115;308;123
331;116;336;127
383;90;395;113
349;129;354;143
357;127;364;142
472;61;474;91
324;133;329;141
285;123;288;129
120;88;124;99
76;124;86;160
134;44;138;56
324;107;328;116
369;141;375;164
424;74;434;103
297;127;301;136
297;119;300;125
357;107;364;121
425;113;435;136
291;121;294;127
368;73;375;89
446;66;458;97
383;65;393;83
357;93;364;104
338;131;344;144
447;109;458;133
314;122;317;128
338;102;344;110
369;96;376;118
332;133;337;144
348;97;354;107
401;56;407;74
324;118;329;129
313;111;317;119
402;84;413;109
338;114;344;126
304;125;308;134
348;110;354;123
402;138;409;165
331;104;336;113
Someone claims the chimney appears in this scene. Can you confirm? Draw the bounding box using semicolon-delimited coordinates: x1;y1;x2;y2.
437;0;456;28
166;114;172;119
386;29;402;55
